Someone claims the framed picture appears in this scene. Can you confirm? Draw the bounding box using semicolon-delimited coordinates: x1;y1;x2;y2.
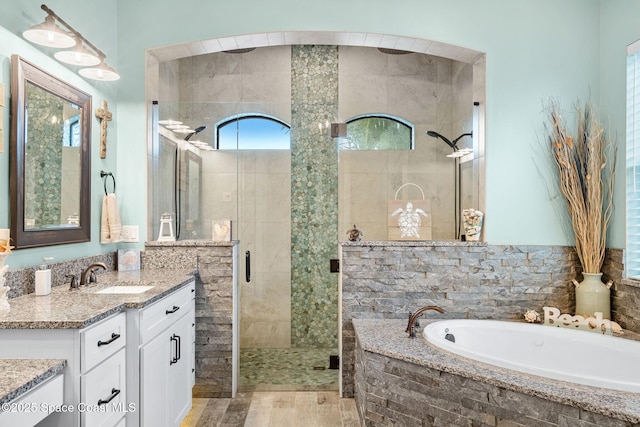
212;219;232;242
118;249;140;271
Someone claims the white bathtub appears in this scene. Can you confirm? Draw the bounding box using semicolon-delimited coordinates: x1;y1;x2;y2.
423;319;640;393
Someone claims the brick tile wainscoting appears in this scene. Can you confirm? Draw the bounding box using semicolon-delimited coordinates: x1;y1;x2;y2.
354;336;635;426
340;241;627;398
144;241;237;398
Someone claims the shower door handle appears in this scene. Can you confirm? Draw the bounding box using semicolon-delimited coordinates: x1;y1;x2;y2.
245;250;251;283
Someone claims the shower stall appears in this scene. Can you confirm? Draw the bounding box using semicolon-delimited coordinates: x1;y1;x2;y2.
150;44;482;391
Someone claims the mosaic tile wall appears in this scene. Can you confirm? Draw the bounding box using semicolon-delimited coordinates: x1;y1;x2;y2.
290;45;339;348
25;84;63;228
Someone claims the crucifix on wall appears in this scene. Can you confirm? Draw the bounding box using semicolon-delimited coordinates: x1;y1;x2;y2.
95;99;112;159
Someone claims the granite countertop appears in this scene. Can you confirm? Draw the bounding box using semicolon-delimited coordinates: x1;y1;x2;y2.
0;269;195;329
353;319;640;424
0;359;66;406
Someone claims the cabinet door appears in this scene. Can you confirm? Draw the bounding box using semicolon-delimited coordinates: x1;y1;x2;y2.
169;309;193;426
141;330;169;427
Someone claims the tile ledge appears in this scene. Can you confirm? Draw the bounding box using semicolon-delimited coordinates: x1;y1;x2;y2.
340;240;486;247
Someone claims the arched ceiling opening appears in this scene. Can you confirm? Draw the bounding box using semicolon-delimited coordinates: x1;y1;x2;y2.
147;31;484;64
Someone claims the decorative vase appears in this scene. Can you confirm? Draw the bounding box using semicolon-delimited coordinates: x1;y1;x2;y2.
574;272;612;319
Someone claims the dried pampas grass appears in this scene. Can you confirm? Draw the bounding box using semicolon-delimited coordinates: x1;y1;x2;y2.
546;100;616;274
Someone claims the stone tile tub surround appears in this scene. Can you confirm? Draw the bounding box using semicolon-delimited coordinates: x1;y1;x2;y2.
0;359;65;406
340;241;627;398
354;319;640;427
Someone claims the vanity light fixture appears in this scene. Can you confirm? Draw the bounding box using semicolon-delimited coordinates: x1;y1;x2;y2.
54;37;101;67
22;12;74;48
23;4;120;81
78;60;120;82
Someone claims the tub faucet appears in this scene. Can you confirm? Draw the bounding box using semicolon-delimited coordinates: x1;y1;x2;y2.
406;305;445;338
80;262;108;287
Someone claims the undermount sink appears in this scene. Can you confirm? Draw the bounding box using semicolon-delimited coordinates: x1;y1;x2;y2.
95;285;155;294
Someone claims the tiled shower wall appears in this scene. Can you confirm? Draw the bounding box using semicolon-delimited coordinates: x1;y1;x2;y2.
339;242;627;397
338;48;476;241
155;45;476;349
290;45;340;348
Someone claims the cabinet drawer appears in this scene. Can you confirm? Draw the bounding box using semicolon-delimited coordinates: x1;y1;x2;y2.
82;312;126;372
0;374;63;427
140;282;195;344
81;348;127;427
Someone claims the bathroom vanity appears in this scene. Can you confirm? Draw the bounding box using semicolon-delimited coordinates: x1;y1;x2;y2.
0;269;195;427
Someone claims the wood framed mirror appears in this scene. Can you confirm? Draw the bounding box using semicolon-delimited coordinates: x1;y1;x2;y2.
10;55;92;248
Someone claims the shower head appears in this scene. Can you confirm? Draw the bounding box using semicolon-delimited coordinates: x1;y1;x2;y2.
426;130;473;151
426;130;455;149
184;125;207;141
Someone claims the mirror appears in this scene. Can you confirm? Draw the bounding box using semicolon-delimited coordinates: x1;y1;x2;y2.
10;55;92;248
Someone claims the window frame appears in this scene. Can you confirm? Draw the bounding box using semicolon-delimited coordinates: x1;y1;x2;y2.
625;40;640;279
215;113;291;150
342;113;414;151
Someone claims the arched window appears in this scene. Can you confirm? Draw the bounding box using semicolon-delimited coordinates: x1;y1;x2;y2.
216;114;290;150
341;114;413;150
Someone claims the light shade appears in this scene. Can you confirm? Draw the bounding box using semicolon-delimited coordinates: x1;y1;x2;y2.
23;15;75;48
54;41;101;66
79;62;120;81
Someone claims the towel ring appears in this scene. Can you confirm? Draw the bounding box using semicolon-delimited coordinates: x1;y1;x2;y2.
100;170;116;195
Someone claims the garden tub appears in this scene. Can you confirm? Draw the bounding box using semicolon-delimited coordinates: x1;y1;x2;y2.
423;319;640;393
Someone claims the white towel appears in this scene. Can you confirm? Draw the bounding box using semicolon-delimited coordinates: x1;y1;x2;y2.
101;193;123;244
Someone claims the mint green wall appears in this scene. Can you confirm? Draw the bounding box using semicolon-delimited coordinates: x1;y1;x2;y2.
2;0;639;269
115;0;607;247
0;1;119;268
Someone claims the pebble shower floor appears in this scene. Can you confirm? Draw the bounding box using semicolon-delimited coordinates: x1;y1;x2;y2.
239;348;339;391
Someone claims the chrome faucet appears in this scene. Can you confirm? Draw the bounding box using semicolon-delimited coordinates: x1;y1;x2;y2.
80;262;108;287
406;305;445;338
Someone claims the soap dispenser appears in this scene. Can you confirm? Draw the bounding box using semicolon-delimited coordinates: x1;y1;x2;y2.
35;257;53;296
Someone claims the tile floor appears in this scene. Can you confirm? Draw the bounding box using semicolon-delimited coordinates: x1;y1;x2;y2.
180;392;360;427
181;348;357;426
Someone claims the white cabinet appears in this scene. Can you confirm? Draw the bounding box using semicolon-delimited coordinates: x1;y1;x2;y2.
128;281;195;427
0;279;195;427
